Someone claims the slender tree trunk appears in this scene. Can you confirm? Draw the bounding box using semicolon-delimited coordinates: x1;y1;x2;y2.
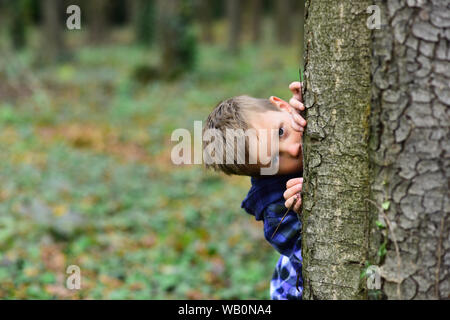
302;0;372;299
9;0;29;50
250;0;262;44
198;0;213;43
299;0;305;72
134;0;155;46
275;0;292;45
370;0;450;300
41;0;66;62
158;0;196;79
227;0;242;54
88;0;109;44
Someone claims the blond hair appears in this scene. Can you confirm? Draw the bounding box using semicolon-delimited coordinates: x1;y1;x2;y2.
202;95;279;176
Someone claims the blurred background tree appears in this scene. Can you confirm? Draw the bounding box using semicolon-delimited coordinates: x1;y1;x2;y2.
196;0;213;44
275;0;293;45
88;0;110;44
226;0;242;54
9;0;31;50
158;0;197;80
134;0;156;46
40;0;67;63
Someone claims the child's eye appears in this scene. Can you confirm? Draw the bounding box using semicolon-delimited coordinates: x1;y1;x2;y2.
279;127;285;137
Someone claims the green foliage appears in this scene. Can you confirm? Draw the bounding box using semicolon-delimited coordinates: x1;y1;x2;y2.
378;241;387;258
381;201;390;211
375;220;386;229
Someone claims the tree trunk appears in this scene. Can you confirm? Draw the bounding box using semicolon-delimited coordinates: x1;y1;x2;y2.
227;0;242;54
298;0;305;73
302;0;372;299
275;0;292;45
158;0;196;79
302;0;449;300
134;0;155;46
197;0;214;43
370;0;450;300
88;0;109;44
41;0;66;63
9;0;29;50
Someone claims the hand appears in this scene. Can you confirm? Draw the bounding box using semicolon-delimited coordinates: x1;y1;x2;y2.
288;82;306;132
283;177;303;214
288;81;304;111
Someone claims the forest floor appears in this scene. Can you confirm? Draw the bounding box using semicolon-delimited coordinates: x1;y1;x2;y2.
0;32;301;299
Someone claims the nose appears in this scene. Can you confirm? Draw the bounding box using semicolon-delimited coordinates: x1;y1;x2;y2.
281;142;301;158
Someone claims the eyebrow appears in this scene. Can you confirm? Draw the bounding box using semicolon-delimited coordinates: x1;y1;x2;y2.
276;120;283;129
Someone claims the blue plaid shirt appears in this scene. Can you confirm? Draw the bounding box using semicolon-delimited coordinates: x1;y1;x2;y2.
241;172;303;300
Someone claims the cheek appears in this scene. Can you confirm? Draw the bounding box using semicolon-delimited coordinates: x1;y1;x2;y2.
292;130;302;143
279;157;302;173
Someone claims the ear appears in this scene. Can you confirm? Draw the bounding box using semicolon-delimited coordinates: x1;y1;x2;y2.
269;96;291;112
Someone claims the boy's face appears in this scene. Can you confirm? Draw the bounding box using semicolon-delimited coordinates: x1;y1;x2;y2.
247;105;303;175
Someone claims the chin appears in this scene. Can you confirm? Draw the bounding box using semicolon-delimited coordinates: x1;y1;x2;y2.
279;165;303;175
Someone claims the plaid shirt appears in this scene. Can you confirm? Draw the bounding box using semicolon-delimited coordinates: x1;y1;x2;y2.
241;172;303;300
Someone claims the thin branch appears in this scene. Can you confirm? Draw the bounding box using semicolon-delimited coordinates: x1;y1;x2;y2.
271;193;299;239
435;216;445;299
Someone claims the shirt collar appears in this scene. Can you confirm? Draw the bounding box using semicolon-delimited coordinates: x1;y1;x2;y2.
241;171;302;221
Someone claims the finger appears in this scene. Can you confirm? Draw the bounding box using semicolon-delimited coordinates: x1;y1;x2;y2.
289;81;301;94
292;112;307;127
291;118;304;132
283;183;303;200
289;97;305;111
286;177;303;188
289;82;303;102
285;196;296;209
294;195;302;213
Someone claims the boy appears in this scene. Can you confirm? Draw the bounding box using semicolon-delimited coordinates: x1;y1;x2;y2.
202;82;306;300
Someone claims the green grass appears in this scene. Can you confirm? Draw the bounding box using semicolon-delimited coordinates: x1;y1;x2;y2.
0;33;301;299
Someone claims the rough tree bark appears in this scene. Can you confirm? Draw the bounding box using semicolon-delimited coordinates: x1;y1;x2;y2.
302;0;372;299
370;0;449;300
